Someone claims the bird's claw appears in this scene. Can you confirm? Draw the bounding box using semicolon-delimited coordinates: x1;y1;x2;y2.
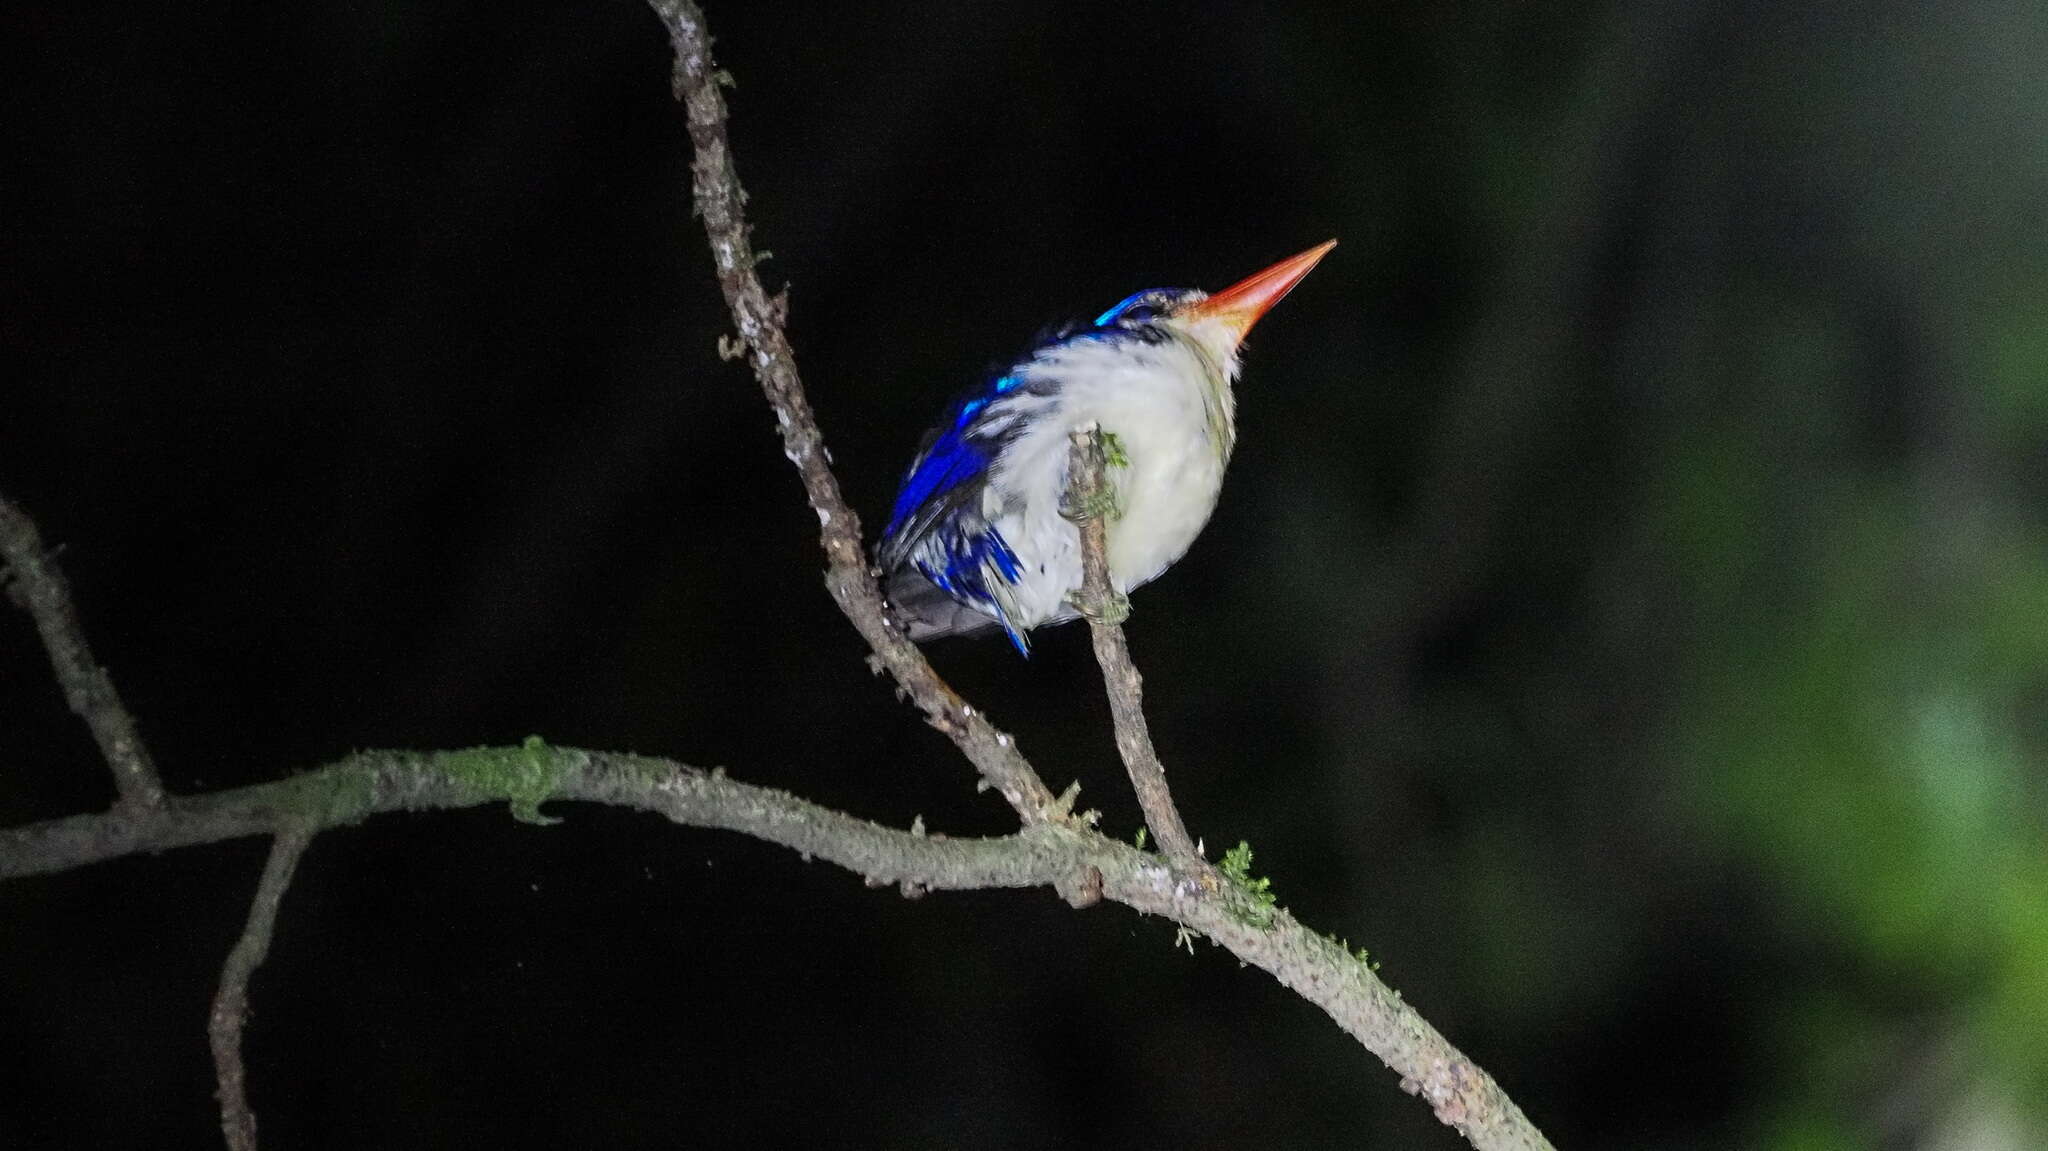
1068;587;1131;625
1059;487;1122;524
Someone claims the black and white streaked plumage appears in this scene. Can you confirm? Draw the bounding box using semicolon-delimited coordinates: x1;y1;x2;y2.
876;241;1336;654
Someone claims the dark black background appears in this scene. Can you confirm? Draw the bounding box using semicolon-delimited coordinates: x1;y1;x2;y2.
7;1;2046;1148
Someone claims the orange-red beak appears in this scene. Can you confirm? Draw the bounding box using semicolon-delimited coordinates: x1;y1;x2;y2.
1184;239;1337;343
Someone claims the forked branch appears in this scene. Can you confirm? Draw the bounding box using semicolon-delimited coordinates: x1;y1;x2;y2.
0;3;1559;1147
0;742;1554;1150
638;4;1552;1146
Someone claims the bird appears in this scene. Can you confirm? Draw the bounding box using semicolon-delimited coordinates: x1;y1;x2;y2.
876;240;1336;655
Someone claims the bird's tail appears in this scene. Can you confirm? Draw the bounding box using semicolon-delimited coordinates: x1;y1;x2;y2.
882;568;1005;643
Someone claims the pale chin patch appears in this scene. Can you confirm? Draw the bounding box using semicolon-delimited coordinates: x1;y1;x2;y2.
1177;315;1251;378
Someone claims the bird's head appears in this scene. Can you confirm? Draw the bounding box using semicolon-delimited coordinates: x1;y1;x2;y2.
1090;239;1337;369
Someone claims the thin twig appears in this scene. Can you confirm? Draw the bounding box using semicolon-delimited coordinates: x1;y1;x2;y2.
643;0;1056;824
0;747;1551;1150
208;822;314;1151
0;492;166;809
1063;427;1199;862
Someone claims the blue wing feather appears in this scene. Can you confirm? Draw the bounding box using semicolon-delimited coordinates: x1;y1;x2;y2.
912;524;1030;655
881;423;988;546
879;373;1032;555
879;378;1038;654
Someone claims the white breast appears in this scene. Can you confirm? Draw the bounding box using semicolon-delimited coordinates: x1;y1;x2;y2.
980;333;1235;629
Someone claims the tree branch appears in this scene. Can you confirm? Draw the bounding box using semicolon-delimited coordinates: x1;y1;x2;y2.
2;745;1547;1149
645;0;1055;824
0;4;1558;1146
0;492;166;809
1063;426;1199;862
209;822;314;1151
633;5;1552;1145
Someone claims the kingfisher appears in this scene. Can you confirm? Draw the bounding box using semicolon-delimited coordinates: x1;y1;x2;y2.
876;240;1336;655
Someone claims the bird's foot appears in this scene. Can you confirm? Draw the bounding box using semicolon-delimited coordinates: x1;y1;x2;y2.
1060;426;1127;523
1059;487;1122;524
1067;587;1131;625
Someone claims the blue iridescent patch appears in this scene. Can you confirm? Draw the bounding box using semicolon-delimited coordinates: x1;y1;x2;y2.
913;524;1030;654
1093;291;1156;328
884;427;987;541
